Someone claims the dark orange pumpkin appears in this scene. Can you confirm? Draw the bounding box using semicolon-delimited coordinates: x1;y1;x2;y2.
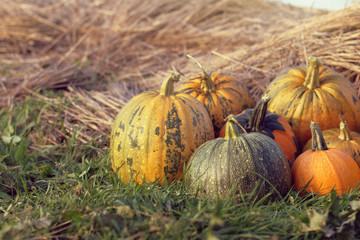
110;72;215;185
177;56;254;136
291;122;360;195
303;119;360;168
218;95;299;163
265;56;360;149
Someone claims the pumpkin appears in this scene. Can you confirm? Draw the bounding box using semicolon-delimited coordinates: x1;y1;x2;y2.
265;56;360;149
291;122;360;195
110;72;215;185
218;95;299;163
177;55;254;136
185;115;292;200
303;119;360;168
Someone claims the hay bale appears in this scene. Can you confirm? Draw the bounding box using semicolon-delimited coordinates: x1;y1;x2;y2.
0;0;321;106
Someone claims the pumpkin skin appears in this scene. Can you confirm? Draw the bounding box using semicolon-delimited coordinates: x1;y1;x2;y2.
177;70;254;136
110;73;215;185
265;56;360;149
218;95;299;163
185;115;292;200
303;120;360;168
292;122;360;195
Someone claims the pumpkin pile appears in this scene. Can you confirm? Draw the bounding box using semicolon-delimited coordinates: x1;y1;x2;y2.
110;55;360;199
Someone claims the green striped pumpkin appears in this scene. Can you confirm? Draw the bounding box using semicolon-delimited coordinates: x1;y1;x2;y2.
185;115;292;200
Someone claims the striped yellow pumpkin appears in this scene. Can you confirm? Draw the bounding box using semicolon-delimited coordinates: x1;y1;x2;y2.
177;70;254;136
265;56;360;148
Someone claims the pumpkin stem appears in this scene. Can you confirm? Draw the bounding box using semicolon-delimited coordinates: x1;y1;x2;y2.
159;72;180;96
304;56;322;90
187;54;216;93
224;114;245;140
310;121;328;151
248;94;271;132
338;121;351;141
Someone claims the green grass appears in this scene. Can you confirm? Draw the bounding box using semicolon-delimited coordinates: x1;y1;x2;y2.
2;94;360;239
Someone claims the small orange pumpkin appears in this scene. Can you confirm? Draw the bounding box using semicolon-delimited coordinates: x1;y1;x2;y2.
177;56;254;136
110;72;215;185
265;56;360;149
303;119;360;168
291;122;360;195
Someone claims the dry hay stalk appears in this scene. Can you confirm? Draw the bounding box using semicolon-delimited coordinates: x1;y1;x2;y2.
27;81;145;146
0;65;93;106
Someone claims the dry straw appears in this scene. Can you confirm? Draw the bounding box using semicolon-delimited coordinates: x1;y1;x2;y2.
1;0;359;146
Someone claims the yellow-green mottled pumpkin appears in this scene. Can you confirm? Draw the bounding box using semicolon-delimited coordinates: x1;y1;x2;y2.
110;73;215;185
265;56;360;149
185;115;292;200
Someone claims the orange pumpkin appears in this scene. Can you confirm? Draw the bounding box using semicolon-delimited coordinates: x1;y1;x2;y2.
265;56;360;149
218;95;299;163
177;56;254;136
110;72;215;185
303;119;360;168
291;122;360;195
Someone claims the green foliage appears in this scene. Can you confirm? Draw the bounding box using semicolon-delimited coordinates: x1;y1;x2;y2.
2;94;360;239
